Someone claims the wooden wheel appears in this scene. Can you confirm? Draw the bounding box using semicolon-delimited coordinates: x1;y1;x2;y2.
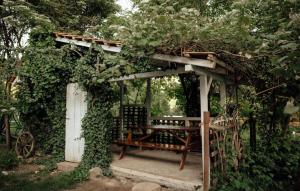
15;131;35;158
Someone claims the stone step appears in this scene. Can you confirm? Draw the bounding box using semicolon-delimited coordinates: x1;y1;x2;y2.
111;165;202;191
57;161;79;172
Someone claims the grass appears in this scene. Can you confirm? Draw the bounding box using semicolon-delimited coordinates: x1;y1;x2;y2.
0;145;80;191
0;172;79;191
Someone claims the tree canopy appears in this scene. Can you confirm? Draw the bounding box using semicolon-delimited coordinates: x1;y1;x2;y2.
28;0;120;32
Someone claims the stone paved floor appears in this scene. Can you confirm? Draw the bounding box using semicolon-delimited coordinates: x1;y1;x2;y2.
111;145;202;184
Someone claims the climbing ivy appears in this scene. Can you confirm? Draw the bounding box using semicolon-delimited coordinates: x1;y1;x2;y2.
18;30;135;176
18;35;72;159
78;83;115;176
70;48;119;175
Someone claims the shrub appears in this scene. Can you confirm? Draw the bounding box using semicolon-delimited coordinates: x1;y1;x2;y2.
0;150;18;170
216;133;300;191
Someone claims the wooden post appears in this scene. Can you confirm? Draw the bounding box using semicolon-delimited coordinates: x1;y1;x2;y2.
185;119;190;127
200;75;209;121
146;79;152;126
200;75;210;190
220;82;226;110
119;81;124;140
203;112;210;191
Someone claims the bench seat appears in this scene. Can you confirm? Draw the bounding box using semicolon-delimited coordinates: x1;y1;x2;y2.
115;126;199;170
116;140;189;151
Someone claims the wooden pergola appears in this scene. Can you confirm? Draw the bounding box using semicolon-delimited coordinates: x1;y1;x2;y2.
54;32;235;191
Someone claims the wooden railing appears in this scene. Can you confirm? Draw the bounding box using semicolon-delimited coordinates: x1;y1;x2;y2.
209;118;240;172
149;117;200;145
112;116;202;150
150;116;201;127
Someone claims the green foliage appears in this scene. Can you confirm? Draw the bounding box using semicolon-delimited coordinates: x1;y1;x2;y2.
216;133;300;191
28;0;120;32
73;46;137;85
151;87;171;117
19;34;125;177
0;150;18;170
86;14;128;40
108;2;299;190
116;1;206;53
0;0;52;117
72;47;119;176
210;95;222;117
79;86;114;176
151;77;184;116
33;157;60;172
18;43;72;159
1;0;120;151
0;171;80;191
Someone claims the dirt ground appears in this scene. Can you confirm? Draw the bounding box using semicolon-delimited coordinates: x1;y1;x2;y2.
13;163;40;174
5;162;133;191
0;143;172;191
3;161;172;191
67;177;173;191
66;177;133;191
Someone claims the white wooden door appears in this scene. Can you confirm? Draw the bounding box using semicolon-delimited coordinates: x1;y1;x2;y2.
65;83;87;162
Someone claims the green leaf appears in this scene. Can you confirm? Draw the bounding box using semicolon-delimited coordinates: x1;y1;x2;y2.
280;42;298;51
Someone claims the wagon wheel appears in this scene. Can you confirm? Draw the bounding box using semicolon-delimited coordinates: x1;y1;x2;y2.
15;131;35;158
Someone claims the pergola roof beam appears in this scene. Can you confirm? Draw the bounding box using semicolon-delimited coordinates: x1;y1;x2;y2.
55;37;122;53
55;37;218;69
185;65;233;83
152;54;216;69
109;67;190;82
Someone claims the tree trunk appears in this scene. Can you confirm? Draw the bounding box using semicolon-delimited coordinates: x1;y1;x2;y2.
4;115;11;149
281;114;290;137
4;79;13;149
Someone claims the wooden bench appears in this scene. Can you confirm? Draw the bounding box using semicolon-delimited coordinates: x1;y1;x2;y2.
115;126;200;170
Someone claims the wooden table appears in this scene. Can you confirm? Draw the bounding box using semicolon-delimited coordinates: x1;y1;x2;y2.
116;125;200;170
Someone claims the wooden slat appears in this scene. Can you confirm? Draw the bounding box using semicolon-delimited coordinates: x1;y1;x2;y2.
94;39;106;45
63;35;74;39
183;51;217;57
150;116;202;121
129;126;200;131
83;37;94;42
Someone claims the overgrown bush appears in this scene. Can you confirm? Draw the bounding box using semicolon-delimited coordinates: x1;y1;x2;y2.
216;132;300;191
0;150;18;170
